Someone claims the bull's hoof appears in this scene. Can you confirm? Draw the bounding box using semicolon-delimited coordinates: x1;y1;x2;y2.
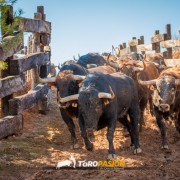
161;145;169;149
122;128;129;137
71;143;79;150
108;154;117;160
89;136;95;143
150;110;154;117
86;143;93;151
130;145;135;150
133;148;142;154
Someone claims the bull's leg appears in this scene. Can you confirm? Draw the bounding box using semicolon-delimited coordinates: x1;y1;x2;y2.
175;112;180;133
60;109;79;149
149;96;154;117
78;114;93;151
139;97;148;132
107;121;116;160
128;104;142;154
154;108;168;149
118;116;134;147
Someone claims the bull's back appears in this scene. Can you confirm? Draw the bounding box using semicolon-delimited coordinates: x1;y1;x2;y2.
143;62;159;80
88;66;115;74
108;73;138;118
77;53;106;68
60;63;88;75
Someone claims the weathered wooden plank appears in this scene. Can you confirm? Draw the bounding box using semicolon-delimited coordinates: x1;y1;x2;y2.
164;59;180;67
9;84;49;115
0;32;24;60
44;46;51;52
137;44;152;51
0;74;26;98
19;18;51;34
114;47;120;56
120;47;130;56
151;34;164;43
128;39;138;46
0;115;23;139
10;52;50;75
161;39;180;48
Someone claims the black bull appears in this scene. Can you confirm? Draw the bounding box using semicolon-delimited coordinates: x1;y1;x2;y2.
77;72;142;158
38;63;115;149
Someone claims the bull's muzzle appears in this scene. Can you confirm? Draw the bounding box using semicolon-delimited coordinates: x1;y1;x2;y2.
86;129;95;142
159;104;170;112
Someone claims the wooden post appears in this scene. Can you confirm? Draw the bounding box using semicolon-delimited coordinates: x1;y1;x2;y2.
153;30;161;53
0;6;14;117
123;42;126;48
140;36;145;55
130;37;137;52
166;24;172;59
119;44;123;50
28;6;51;114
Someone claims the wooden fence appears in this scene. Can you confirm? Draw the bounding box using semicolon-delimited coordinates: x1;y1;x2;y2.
112;24;180;67
0;6;51;139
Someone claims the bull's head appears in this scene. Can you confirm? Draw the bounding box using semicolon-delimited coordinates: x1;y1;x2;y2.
78;86;115;137
107;60;144;76
56;73;86;107
138;75;180;112
38;70;86;108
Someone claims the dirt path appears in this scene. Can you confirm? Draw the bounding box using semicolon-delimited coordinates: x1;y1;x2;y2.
0;88;179;180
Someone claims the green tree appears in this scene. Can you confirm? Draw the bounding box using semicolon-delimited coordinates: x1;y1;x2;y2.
0;0;23;70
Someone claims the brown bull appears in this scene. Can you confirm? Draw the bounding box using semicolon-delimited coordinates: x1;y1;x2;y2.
88;65;116;74
138;67;180;149
107;58;159;131
145;53;166;73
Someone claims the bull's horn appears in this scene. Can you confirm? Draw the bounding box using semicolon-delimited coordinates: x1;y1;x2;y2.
38;76;56;83
98;92;112;99
73;55;77;61
87;64;97;69
175;79;180;85
152;62;159;66
137;76;157;86
58;63;61;70
72;75;86;80
133;67;144;72
35;68;56;83
98;86;115;99
106;52;112;65
107;52;111;61
108;60;120;69
59;94;79;103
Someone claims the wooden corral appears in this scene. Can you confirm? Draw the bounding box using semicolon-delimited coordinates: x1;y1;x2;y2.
0;6;51;138
113;24;180;67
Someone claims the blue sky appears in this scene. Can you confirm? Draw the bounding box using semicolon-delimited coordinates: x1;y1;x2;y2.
13;0;180;65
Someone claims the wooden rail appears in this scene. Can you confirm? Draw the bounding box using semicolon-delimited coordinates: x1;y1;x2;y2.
0;6;51;139
10;52;50;75
113;24;180;67
0;74;26;98
9;84;49;115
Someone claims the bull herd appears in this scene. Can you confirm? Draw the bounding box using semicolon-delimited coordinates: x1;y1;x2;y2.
39;52;180;159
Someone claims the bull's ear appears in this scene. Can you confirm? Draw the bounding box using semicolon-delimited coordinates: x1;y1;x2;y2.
71;102;78;107
148;84;157;94
176;85;180;91
150;85;156;91
76;80;83;87
103;99;111;106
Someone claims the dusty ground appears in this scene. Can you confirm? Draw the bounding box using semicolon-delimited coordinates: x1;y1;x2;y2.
0;88;179;180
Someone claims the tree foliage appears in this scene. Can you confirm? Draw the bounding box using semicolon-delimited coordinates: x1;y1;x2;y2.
0;0;23;70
